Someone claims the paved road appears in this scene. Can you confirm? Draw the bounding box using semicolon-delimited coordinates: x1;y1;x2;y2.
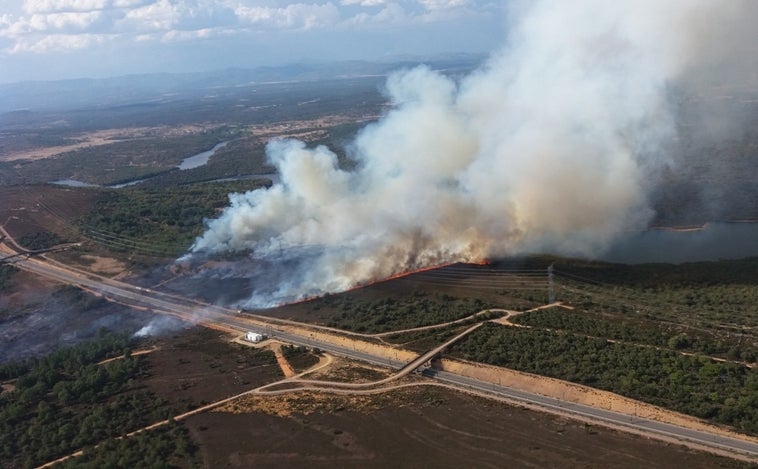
423;369;758;460
3;239;758;461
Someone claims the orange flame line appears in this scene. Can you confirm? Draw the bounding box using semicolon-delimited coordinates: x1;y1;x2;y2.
276;259;490;307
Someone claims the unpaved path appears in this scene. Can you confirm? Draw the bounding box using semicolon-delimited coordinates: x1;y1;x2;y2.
34;324;483;468
494;304;755;368
271;343;296;378
35;318;758;468
96;347;159;366
371;309;498;338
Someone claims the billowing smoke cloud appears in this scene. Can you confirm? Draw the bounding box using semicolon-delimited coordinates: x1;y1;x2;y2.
189;0;757;306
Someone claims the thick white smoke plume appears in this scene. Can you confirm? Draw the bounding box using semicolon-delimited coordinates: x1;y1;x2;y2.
190;0;757;306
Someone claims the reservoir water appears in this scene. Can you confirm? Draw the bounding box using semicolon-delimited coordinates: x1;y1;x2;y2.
52;140;232;188
601;222;758;263
177;141;230;170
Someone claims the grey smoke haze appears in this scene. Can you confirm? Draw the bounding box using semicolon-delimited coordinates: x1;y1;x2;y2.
189;0;757;307
133;316;187;339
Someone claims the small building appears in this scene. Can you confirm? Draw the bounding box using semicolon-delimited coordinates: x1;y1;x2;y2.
244;331;266;343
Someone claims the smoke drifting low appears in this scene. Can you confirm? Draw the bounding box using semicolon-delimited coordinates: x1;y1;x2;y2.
189;0;757;306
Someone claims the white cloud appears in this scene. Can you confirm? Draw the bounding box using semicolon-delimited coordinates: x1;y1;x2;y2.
27;14;48;31
417;0;467;10
235;3;340;30
45;11;102;29
343;3;406;26
120;0;178;31
23;0;107;14
160;26;218;42
112;0;150;7
341;0;385;6
1;0;498;60
9;31;105;52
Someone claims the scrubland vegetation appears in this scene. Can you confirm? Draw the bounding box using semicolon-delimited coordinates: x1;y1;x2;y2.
512;308;757;362
551;257;758;329
428;258;758;434
319;292;495;333
77;180;268;257
0;265;17;291
0;333;197;468
453;323;758;435
17;232;68;251
57;422;197;469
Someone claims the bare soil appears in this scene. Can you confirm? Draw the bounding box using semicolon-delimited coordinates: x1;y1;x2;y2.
185;385;742;468
0;269;58;317
0;382;15;396
310;357;393;383
0;125;213;162
271;343;296;378
76;255;128;276
139;328;283;411
248;115;376;141
0;185;97;243
0;117;364;163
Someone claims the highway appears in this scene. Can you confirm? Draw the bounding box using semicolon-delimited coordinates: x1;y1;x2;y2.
2;238;757;461
424;369;758;460
242;320;758;460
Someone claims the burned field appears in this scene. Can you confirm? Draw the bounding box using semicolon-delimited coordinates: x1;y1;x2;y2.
139;328;284;411
185;376;742;469
0;327;283;468
1;279;755;467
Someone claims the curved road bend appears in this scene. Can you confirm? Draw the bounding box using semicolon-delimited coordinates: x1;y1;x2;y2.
4;241;758;461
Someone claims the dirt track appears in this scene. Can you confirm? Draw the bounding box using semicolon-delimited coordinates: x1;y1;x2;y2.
253;313;758;451
193;372;743;469
32;325;752;469
271;343;296;378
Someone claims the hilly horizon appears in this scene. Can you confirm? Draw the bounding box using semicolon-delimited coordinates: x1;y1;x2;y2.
0;54;485;114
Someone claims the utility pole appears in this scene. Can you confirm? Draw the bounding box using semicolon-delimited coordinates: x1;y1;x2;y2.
548;264;555;304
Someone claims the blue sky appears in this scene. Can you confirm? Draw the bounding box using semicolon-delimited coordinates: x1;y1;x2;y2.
0;0;506;83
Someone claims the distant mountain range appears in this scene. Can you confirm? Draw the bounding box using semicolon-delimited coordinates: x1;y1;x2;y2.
0;55;484;114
